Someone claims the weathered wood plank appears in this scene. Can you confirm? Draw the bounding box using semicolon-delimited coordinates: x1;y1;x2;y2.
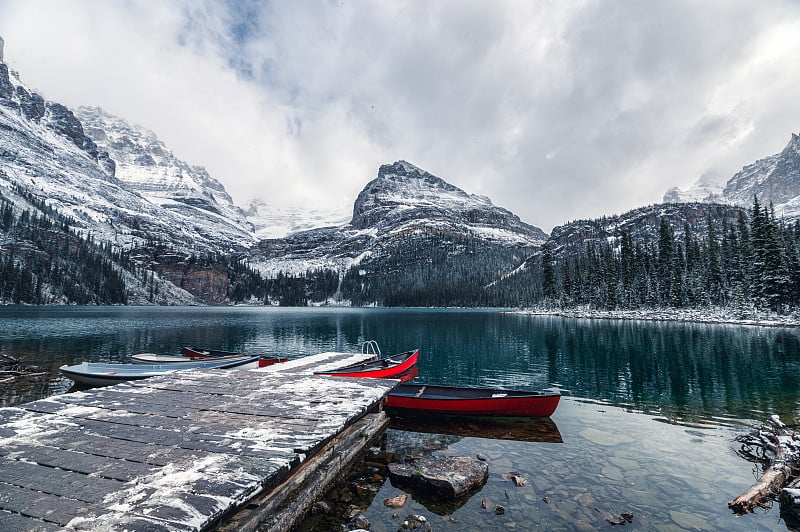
0;361;398;531
0;440;157;481
0;456;123;503
222;412;390;532
0;509;63;531
0;480;94;526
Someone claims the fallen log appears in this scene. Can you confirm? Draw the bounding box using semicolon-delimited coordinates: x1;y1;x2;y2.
780;477;800;528
729;415;800;514
729;461;793;513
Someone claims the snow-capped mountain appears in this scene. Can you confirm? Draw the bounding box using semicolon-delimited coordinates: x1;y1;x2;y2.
76;107;251;229
721;133;800;218
250;161;547;305
0;36;551;306
663;172;724;204
74;106;256;249
250;161;547;275
0;59;256;254
664;134;800;219
245;200;350;240
352;161;547;243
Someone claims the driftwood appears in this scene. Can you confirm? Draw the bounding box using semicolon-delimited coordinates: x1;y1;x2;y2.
780;477;800;529
729;415;800;514
0;354;46;379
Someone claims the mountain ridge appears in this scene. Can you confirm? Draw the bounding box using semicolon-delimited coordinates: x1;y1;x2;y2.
664;133;800;220
249;161;548;304
1;40;548;306
5;33;798;309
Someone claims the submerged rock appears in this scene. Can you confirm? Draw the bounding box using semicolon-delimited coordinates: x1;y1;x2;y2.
400;514;431;531
311;500;331;515
350;514;370;530
388;456;489;499
383;494;408;508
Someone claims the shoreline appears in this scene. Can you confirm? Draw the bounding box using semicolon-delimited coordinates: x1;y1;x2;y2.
515;307;800;328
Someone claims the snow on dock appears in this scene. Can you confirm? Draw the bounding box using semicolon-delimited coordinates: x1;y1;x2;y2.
0;351;395;531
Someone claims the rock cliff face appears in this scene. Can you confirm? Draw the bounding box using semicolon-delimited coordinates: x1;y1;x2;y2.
75;106;252;238
0;63;115;177
722;134;800;212
250;161;547;305
251;161;547;276
0;55;256;256
351;161;547;241
665;134;800;219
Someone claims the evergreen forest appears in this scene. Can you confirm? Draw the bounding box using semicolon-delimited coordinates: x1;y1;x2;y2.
2;185;799;313
526;197;800;313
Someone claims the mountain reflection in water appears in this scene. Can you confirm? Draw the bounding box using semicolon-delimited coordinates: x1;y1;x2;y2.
0;307;798;426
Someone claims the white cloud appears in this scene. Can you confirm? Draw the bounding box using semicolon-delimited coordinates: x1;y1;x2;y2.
1;0;799;232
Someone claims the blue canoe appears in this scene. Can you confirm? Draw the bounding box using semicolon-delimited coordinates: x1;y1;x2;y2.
59;355;259;388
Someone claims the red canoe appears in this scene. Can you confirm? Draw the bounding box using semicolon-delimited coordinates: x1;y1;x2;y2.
314;349;419;379
384;384;561;417
184;347;288;366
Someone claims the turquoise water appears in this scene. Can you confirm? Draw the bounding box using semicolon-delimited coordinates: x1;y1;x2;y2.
1;306;799;529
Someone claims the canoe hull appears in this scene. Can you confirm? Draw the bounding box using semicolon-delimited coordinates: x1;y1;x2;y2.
59;368;161;388
59;356;259;388
384;384;561;417
184;347;288;366
314;349;418;379
130;353;243;364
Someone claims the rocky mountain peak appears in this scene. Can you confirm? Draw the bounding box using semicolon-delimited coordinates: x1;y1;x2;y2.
350;160;547;244
375;160;465;196
0;35;4;63
665;133;800;220
0;60;115;178
75;106;248;227
782;132;800;157
0;47;257;257
721;132;800;210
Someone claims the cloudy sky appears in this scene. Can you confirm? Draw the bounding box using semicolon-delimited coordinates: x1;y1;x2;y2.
1;1;799;232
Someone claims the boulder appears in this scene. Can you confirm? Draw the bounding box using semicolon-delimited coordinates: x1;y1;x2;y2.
388;456;488;499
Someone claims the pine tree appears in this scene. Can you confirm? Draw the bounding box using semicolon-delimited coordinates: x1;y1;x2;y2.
541;243;557;303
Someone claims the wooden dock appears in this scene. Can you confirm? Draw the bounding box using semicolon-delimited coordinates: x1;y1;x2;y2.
0;351;396;531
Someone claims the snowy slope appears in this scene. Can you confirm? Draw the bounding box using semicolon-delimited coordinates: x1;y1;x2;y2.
250;161;548;277
721;133;800;217
0;61;256;254
664;134;800;220
75;106;256;248
245;200;350;240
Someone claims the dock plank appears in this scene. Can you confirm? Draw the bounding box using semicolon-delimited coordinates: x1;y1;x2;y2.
0;456;123;503
0;480;94;526
0;509;63;531
0;351;398;530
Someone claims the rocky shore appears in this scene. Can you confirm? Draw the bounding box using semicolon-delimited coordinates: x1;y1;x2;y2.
516;306;800;328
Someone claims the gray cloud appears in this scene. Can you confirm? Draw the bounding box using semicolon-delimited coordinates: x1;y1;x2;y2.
0;0;798;232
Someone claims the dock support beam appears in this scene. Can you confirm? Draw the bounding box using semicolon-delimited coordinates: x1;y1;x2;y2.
220;411;390;532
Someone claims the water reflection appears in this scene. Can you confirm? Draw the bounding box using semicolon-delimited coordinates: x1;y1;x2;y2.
512;316;800;424
388;415;562;443
1;307;799;425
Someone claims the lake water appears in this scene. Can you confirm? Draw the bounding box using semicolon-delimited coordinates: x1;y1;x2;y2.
1;306;799;530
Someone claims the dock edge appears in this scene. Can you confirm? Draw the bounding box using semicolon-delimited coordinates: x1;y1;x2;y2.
219;410;390;531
